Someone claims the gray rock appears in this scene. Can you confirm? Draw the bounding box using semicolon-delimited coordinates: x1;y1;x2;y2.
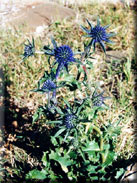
1;2;75;32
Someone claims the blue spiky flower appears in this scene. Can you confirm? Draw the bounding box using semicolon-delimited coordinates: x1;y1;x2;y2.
63;114;77;129
41;79;56;92
92;91;108;107
43;37;75;79
81;18;115;53
23;38;35;60
54;45;75;78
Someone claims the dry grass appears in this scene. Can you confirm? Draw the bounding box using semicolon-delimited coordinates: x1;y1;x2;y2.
0;2;136;180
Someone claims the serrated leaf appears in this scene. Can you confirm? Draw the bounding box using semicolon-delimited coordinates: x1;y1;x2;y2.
49;150;73;173
26;169;47;180
82;140;100;152
87;165;98;174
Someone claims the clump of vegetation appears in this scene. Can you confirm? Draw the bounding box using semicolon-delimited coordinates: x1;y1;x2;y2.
1;2;136;182
19;18;126;182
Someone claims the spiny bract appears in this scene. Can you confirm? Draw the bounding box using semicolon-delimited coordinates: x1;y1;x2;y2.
23;38;35;60
41;80;56;92
63;114;77;129
81;18;115;53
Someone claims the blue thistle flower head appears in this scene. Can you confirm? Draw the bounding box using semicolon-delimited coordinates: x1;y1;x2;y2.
54;45;75;78
54;45;75;65
81;18;115;53
23;38;35;60
41;79;56;92
92;91;108;107
43;37;75;79
63;114;77;129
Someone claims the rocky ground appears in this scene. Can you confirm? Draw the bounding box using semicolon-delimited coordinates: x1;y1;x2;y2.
0;0;75;33
0;0;136;33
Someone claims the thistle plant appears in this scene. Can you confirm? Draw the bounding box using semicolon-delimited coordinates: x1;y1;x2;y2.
21;18;126;182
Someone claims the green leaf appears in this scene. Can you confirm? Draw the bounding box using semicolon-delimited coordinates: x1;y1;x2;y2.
42;152;49;167
44;50;53;55
87;151;100;163
87;165;98;174
54;106;64;115
32;112;39;123
47;120;62;124
91;176;98;181
86;18;93;28
107;124;121;138
82;140;100;152
54;128;66;138
51;36;57;48
115;168;125;179
85;59;93;69
49;150;73;173
38;78;47;88
26;169;47;180
32;107;44;123
76;100;86;116
51;136;58;146
61;74;74;82
102;151;117;167
68;151;77;159
63;99;71;108
80;25;90;33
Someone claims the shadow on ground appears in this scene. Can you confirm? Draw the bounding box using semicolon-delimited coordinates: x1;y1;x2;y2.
132;4;137;182
1;64;137;182
1;67;56;182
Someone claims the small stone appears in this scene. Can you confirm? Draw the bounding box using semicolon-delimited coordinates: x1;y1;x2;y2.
12;121;18;128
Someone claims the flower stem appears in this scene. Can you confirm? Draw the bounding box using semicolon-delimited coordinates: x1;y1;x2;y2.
47;92;50;107
79;44;94;91
100;136;104;151
91;124;102;136
35;51;45;54
91;124;105;163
